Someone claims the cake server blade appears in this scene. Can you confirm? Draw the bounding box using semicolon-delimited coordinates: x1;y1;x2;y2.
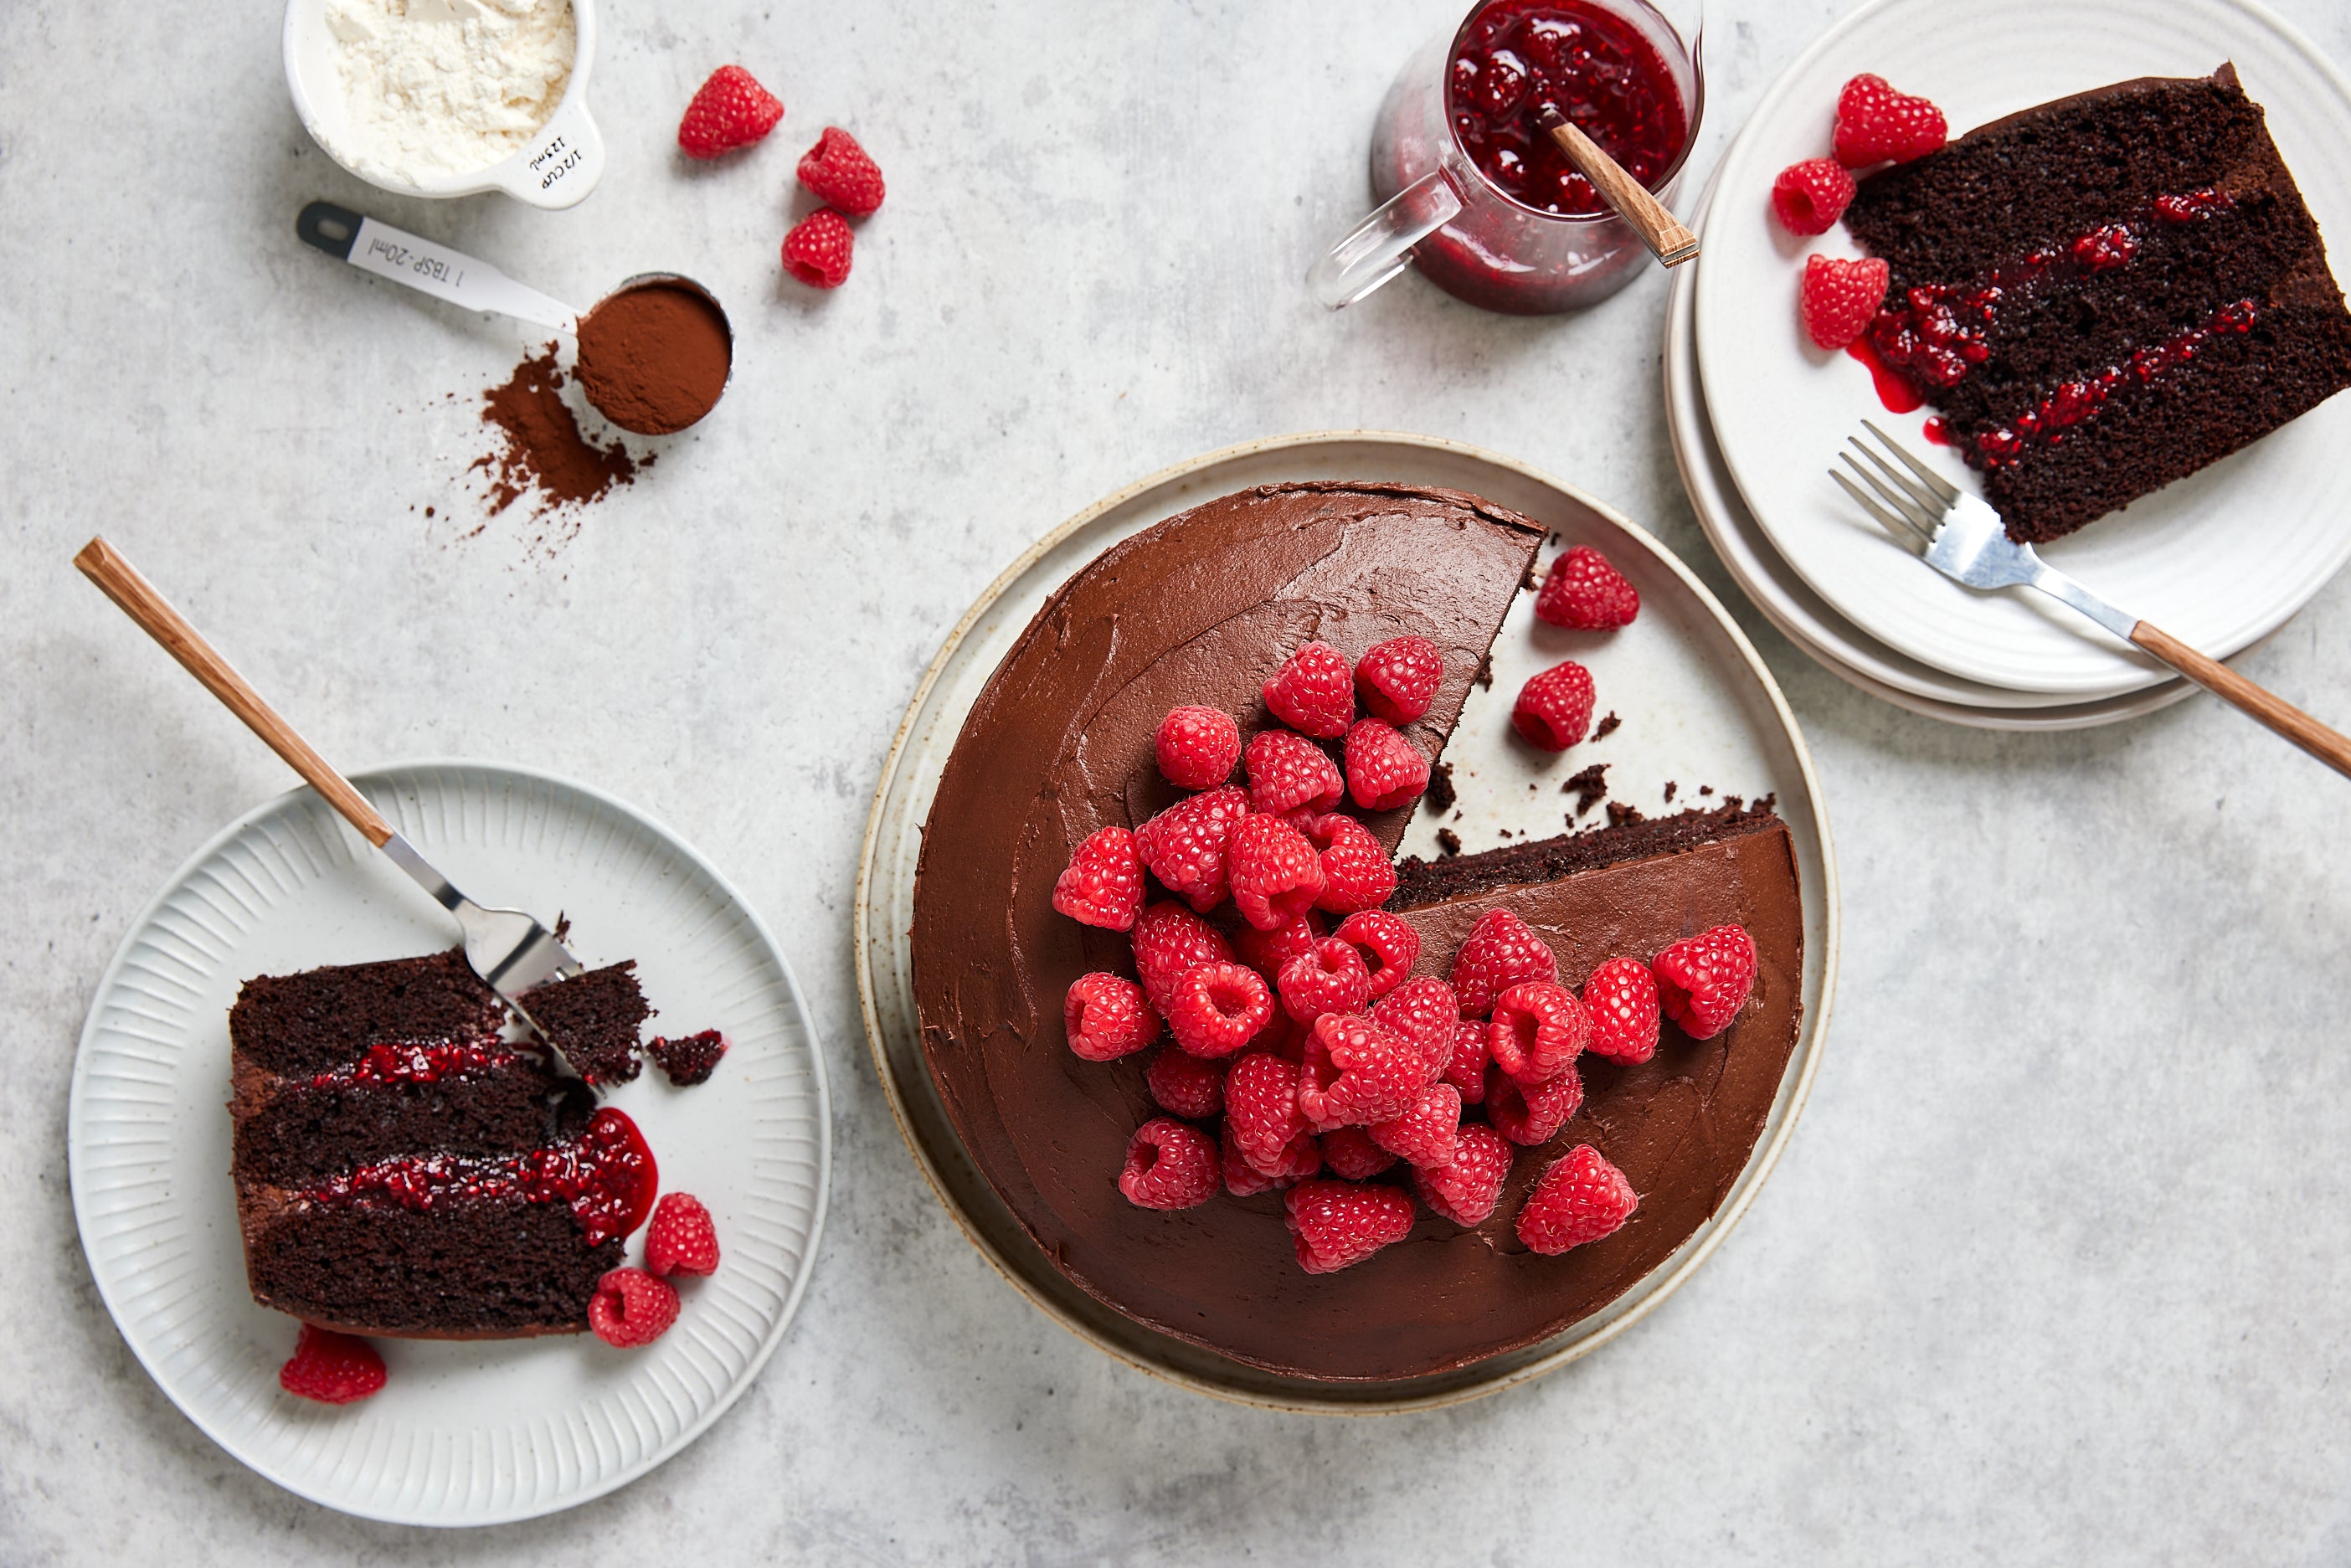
72;537;589;1016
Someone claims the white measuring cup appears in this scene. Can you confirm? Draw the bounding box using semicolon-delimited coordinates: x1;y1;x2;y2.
283;0;607;209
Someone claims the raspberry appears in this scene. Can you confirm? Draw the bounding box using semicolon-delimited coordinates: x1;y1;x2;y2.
1343;719;1430;810
1582;956;1662;1064
1233;911;1325;979
782;208;854;289
1652;923;1759;1040
589;1267;682;1348
644;1191;721;1278
1448;908;1559;1017
1333;911;1420;1000
676;64;784;158
1320;1124;1400;1180
1307;813;1397;914
646;1029;728;1087
1222;1123;1317;1195
1143;1046;1226;1119
1162;961;1275;1058
1225;1051;1309;1174
1535;546;1640;630
1511;661;1596;751
1770;157;1857;236
1052;825;1142;931
1489;981;1589;1085
1297;1013;1425;1130
1412;1123;1513;1226
1262;641;1356;738
1242;730;1345;815
278;1324;386;1405
1227;812;1326;931
1443;1019;1490;1104
1354;635;1443;724
1516;1144;1638;1254
1245;1006;1307;1062
1118;1117;1220;1210
1371;975;1462;1081
1134;785;1248;912
1833;73;1948;168
1129;902;1234;1010
1277;938;1371;1023
1154;705;1241;789
1488;1068;1585;1147
795;126;885;215
1799;254;1891;350
1063;972;1160;1062
1369;1082;1463;1170
1286;1180;1416;1273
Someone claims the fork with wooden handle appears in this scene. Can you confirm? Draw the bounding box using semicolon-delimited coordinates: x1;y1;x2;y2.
71;536;589;1007
1832;423;2351;779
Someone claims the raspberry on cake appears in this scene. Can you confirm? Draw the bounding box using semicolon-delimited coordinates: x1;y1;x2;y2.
1413;1123;1514;1228
1144;1046;1227;1120
1582;956;1661;1065
1064;972;1160;1062
1354;635;1443;724
1303;813;1397;915
1332;910;1418;1000
1487;1068;1584;1147
1154;704;1241;789
1370;975;1462;1081
1652;923;1758;1041
1163;962;1275;1058
1233;911;1325;980
1119;1118;1221;1211
1448;907;1561;1017
1134;785;1248;913
1285;1180;1415;1274
1276;938;1372;1024
1342;718;1429;810
1242;730;1345;815
1297;1013;1424;1131
1129;902;1234;1011
1227;813;1325;930
1516;1144;1639;1255
1367;1082;1463;1170
1318;1125;1400;1181
1489;980;1589;1084
1262;641;1356;738
1052;825;1143;932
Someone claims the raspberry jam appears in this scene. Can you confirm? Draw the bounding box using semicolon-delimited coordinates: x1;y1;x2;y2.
1447;0;1690;215
1972;298;2256;467
301;1107;659;1246
311;1037;512;1089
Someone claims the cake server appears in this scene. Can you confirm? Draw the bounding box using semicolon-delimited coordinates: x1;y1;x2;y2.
72;537;587;1007
1831;424;2351;779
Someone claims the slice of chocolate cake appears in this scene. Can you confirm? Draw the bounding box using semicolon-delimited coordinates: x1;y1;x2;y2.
1844;66;2351;542
524;960;651;1085
229;949;656;1339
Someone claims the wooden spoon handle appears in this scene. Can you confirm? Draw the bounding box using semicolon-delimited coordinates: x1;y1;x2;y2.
2131;619;2351;779
73;537;394;845
1541;111;1700;266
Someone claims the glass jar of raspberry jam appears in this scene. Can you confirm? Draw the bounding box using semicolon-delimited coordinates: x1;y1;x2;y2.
1310;0;1703;314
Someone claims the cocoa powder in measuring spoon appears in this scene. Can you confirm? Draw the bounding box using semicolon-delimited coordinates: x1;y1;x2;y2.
574;280;733;435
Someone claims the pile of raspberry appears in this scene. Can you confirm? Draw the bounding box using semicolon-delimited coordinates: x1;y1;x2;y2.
1768;74;1950;351
1051;636;1761;1274
674;66;886;290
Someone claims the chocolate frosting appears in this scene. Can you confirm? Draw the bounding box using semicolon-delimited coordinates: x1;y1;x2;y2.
910;482;1803;1380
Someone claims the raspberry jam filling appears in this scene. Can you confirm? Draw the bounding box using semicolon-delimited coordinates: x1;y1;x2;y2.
1447;0;1688;216
298;1107;659;1246
306;1037;514;1089
1973;298;2257;467
1867;188;2236;392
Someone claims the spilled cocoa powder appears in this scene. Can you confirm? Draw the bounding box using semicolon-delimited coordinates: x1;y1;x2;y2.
575;282;732;435
470;345;646;518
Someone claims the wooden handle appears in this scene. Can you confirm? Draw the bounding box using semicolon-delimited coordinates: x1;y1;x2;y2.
2132;619;2351;780
73;537;394;845
1543;113;1700;266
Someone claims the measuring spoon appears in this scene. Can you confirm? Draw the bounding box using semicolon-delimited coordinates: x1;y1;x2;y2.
296;199;733;434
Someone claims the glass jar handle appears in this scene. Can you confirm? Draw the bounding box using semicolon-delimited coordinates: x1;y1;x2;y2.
1306;168;1464;310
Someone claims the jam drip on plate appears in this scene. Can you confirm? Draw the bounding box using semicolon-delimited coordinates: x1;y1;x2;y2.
1973;298;2257;468
297;1107;659;1246
1867;188;2235;392
1448;0;1687;216
307;1036;515;1089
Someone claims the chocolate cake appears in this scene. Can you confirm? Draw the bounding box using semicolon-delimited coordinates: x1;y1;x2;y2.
1844;66;2351;543
229;949;656;1338
526;960;651;1085
910;482;1807;1381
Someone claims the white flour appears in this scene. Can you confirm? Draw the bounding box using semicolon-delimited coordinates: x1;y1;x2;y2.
322;0;575;184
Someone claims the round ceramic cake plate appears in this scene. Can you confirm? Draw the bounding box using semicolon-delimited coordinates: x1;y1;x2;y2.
1692;0;2351;697
1668;168;2200;729
69;762;830;1526
856;434;1840;1413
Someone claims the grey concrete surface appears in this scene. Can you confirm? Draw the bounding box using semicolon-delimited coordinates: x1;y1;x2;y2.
3;1;2348;1562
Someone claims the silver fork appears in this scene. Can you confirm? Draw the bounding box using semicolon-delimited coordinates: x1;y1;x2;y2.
74;537;585;1021
1832;422;2351;780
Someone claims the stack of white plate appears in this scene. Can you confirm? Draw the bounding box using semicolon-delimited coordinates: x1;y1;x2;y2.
1664;0;2351;730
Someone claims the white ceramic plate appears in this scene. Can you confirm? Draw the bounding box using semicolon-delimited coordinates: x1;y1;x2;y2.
1668;170;2199;729
1693;0;2351;696
69;762;829;1526
857;433;1839;1411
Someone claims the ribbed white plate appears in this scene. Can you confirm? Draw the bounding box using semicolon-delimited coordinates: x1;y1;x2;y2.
69;761;829;1526
1693;0;2351;696
1668;167;2199;729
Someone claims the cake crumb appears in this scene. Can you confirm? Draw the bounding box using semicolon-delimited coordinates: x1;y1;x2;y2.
1436;829;1462;857
1424;762;1458;815
1698;784;1713;797
1561;763;1609;817
1664;781;1678;802
1593;712;1622;740
1497;827;1514;839
1606;802;1645;828
1474;655;1493;690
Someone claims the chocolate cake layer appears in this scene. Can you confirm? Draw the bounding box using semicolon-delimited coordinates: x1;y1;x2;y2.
527;961;650;1085
229;1049;572;1187
1844;67;2351;542
228;949;505;1078
1392;798;1782;907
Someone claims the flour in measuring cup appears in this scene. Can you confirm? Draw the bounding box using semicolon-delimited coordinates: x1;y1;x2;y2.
322;0;576;184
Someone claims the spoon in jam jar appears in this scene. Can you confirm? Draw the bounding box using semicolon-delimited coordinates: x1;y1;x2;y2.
295;199;733;435
1535;105;1700;265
